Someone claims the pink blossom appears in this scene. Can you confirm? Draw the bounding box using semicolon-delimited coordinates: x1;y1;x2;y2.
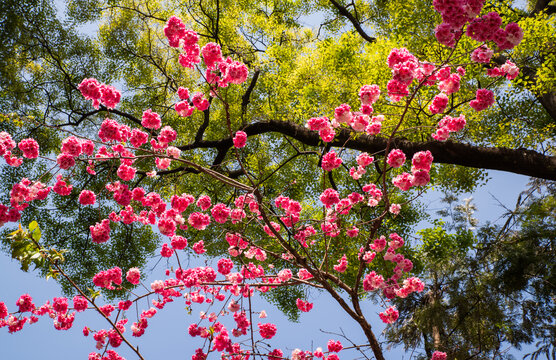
366;121;382;135
167;146;181;158
501;60;520;80
258;323;277;339
196;195;211;210
155;157;171;169
296;298;313;312
412;170;431;186
319;126;336;142
175;101;194;117
429;93;449;114
98;118;123;142
57;153;76;170
191;92;209;111
322;150;343;171
18;138;39;159
78;78;102;107
126;268;141;285
224;60;249;84
363;271;384;291
306;117;330;131
438;73;460;95
99;84;121;109
466;12;502;42
389;203;401;215
387;79;409;101
129;129;148;148
90;219;111;243
393;172;413;191
327;340;343;353
351;114;370;132
432;352;447;360
217;258;234;275
233;131;247;148
359;84;381;105
79;190;96;205
170;235;188;250
177;87;190;100
333;254;348;273
320;188;340;208
346;226;359;237
471;45;494;63
334;104;352;126
158;126;177;144
211;203;231;223
164;16;186;47
357;152;374;167
158;217;176;237
379;306;399;324
298;268;313;280
60;136;82;157
117;163;136;181
73;296;88;312
470;88;495;111
16;294;35;312
192;240;206;254
412;150;434;171
201;42;223;68
387;149;406;168
53;175;72;196
93;267;122;289
141;109;161;130
434;23;458;48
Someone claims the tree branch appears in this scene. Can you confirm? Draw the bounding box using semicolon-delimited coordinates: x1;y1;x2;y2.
328;0;376;43
179;120;556;180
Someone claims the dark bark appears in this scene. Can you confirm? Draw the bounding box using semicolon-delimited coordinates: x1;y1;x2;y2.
178;120;556;180
328;0;376;44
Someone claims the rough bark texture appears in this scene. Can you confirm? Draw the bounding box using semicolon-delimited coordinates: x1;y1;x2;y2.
180;120;556;180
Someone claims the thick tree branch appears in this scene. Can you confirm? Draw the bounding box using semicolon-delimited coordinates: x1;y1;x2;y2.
328;0;376;43
179;120;556;180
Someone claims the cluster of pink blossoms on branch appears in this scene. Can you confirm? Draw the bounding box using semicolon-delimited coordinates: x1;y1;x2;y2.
0;0;527;359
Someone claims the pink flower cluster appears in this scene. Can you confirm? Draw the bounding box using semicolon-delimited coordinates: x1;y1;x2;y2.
470;88;495;111
432;114;467;141
0;131;24;167
386;48;422;101
487;60;520;80
333;254;348;273
379;306;399;324
233;131;247;148
350;152;375;180
90;219;111;243
78;78;121;109
18;138;39;159
467;13;523;50
306;116;335;142
387;149;406;168
258;322;277;339
92;267;122;290
321;150;343;171
296;298;314;312
470;45;494;63
429;93;449;114
433;0;523;50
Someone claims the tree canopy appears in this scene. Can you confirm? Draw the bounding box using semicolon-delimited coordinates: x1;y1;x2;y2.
0;0;555;359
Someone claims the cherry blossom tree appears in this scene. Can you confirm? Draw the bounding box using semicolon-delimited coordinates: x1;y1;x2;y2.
0;1;553;360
